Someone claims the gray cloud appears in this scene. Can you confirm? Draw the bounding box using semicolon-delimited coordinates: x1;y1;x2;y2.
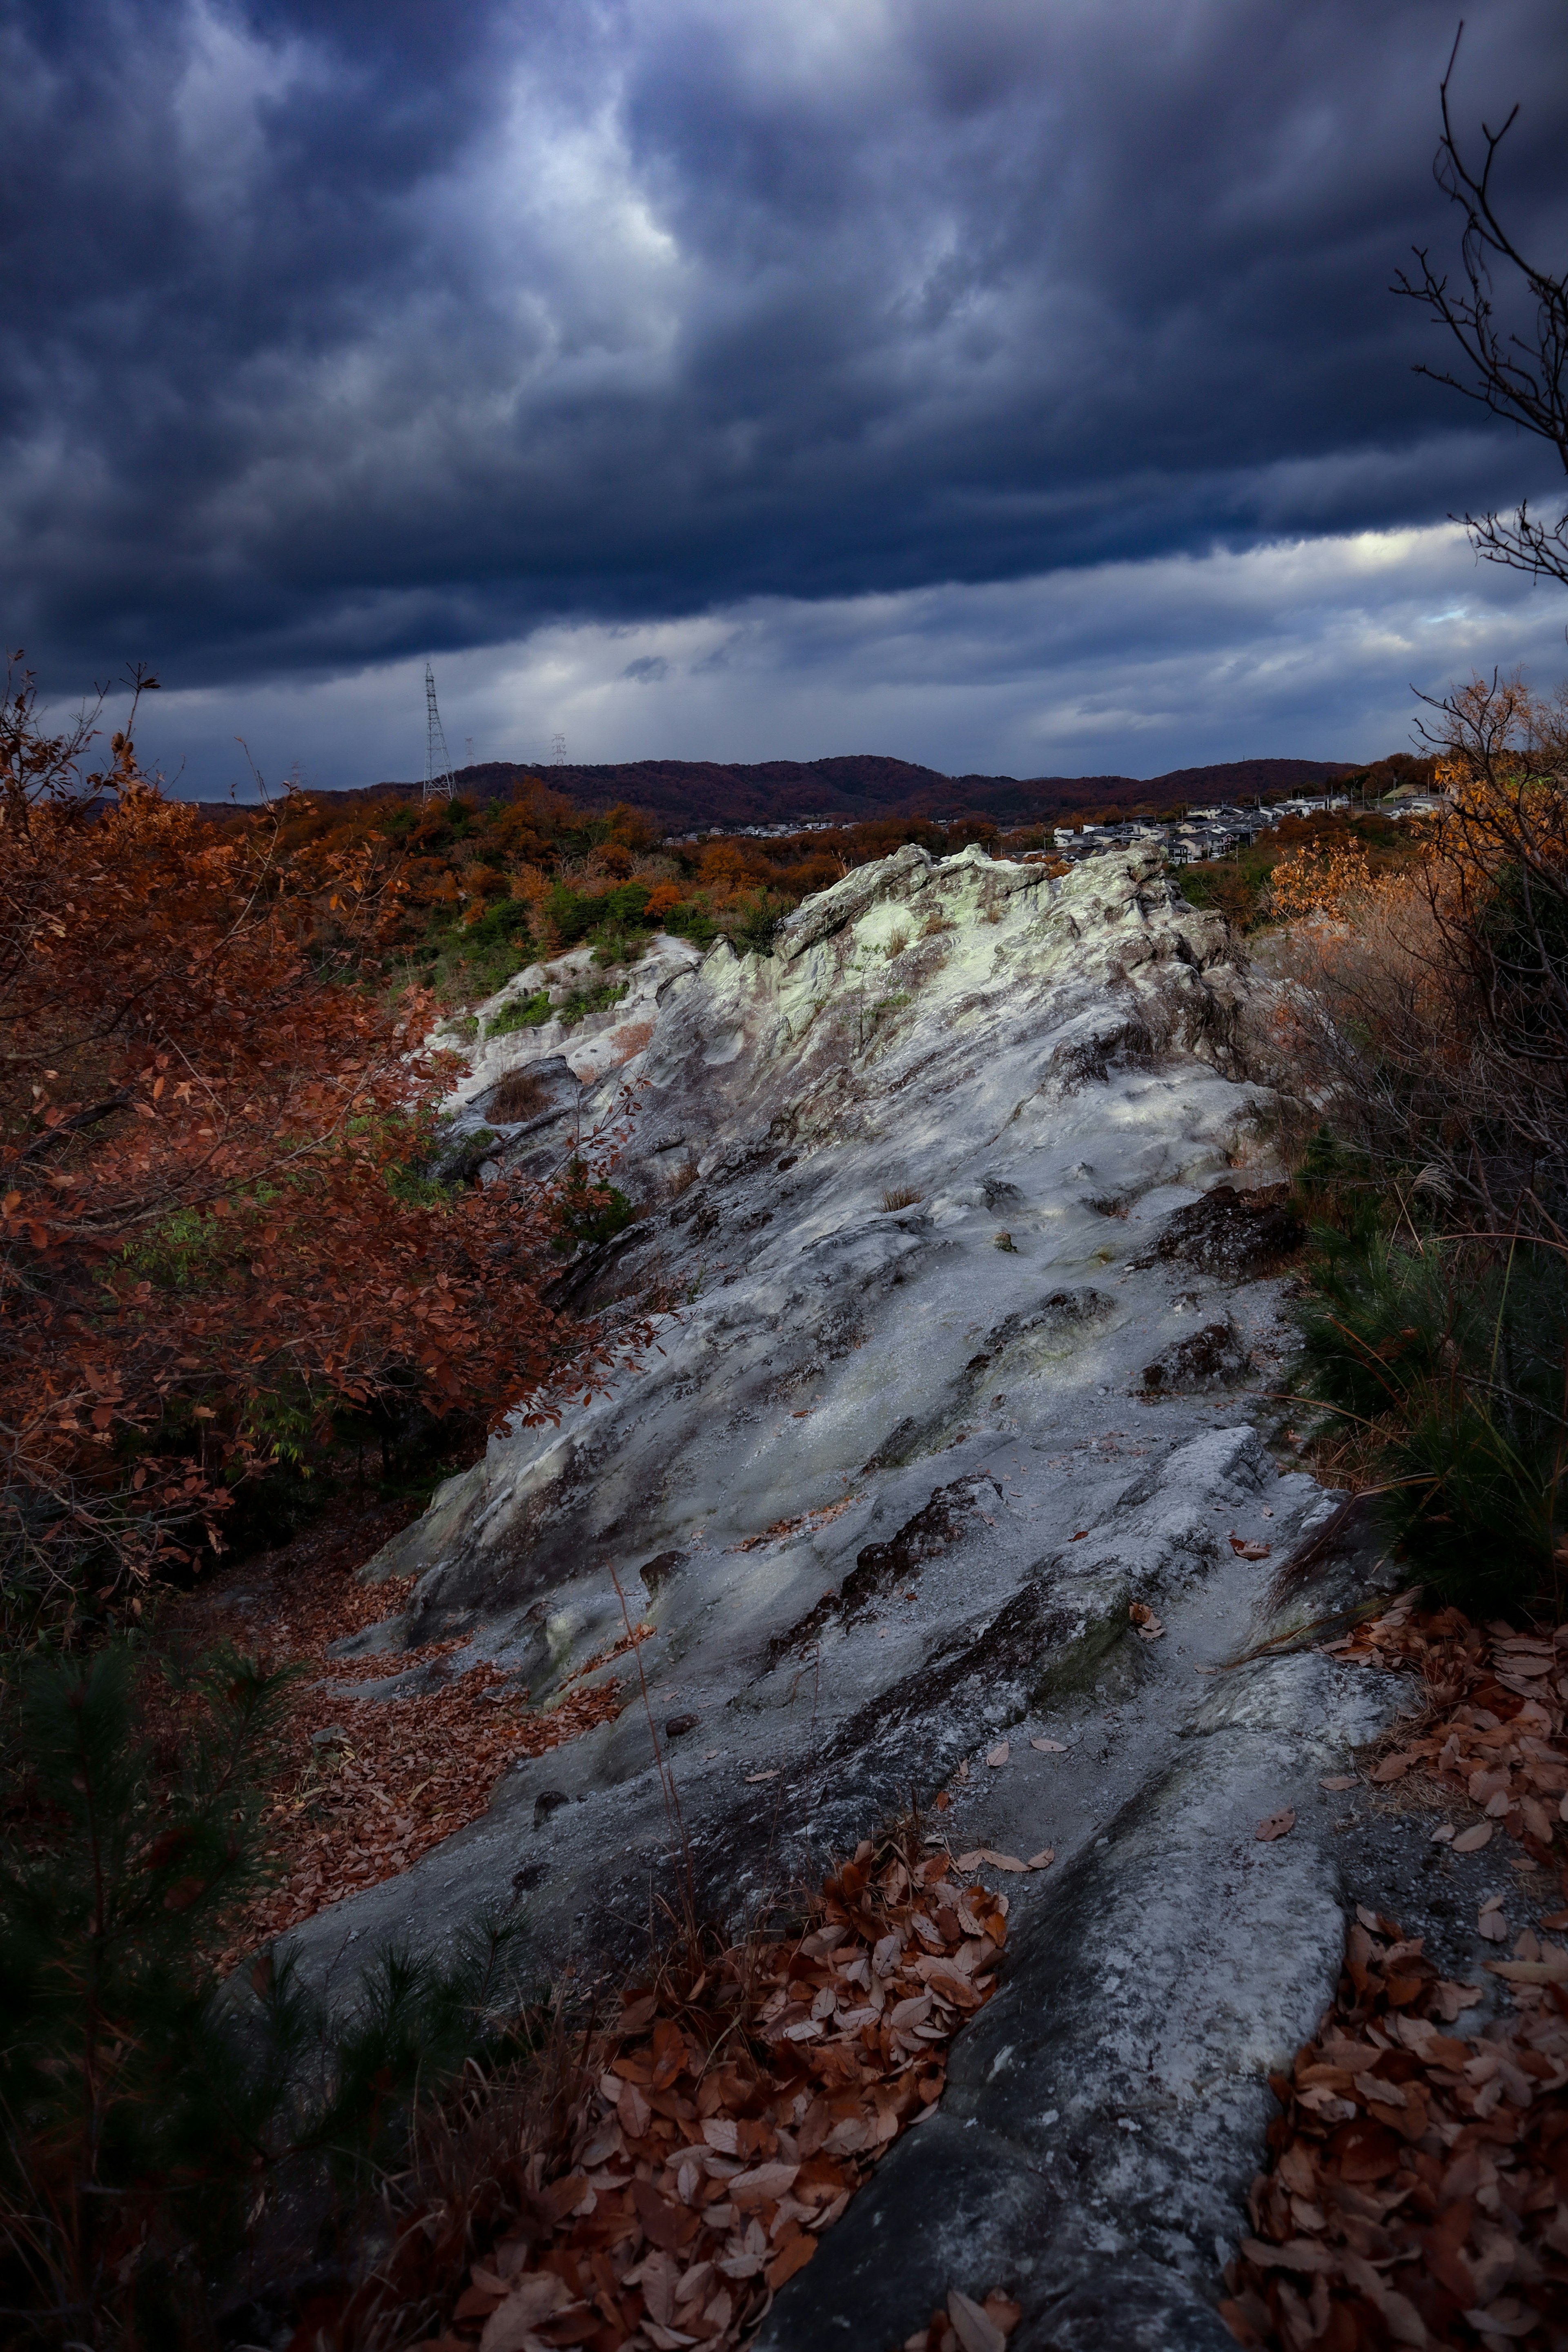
118;515;1568;798
4;0;1567;701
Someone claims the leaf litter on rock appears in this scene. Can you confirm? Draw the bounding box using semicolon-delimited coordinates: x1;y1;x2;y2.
157;1499;639;1964
390;1831;1018;2352
1226;1601;1568;2352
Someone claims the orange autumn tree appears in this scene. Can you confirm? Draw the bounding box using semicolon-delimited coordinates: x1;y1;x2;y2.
0;663;637;1637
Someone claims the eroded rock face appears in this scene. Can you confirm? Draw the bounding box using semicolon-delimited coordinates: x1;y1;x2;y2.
282;846;1396;2341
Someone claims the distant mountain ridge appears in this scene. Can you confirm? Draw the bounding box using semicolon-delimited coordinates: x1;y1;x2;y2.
307;752;1358;832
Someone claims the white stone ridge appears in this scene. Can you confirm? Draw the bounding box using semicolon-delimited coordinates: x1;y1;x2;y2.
287;844;1403;2344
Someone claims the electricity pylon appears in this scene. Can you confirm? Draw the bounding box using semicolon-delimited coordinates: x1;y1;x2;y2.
423;664;455;804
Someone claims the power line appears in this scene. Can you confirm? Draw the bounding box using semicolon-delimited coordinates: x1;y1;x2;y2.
424;664;455;804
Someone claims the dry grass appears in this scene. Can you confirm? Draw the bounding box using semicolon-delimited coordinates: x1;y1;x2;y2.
664;1153;701;1199
885;927;909;958
920;910;955;937
881;1185;923;1212
485;1067;551;1123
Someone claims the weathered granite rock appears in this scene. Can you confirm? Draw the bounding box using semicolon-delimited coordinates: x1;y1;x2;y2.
277;845;1409;2340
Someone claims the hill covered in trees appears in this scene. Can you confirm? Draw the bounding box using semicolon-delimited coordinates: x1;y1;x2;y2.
314;751;1358;835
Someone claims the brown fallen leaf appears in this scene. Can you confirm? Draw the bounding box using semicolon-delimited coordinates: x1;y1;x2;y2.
1029;1737;1067;1753
479;2273;575;2352
1478;1904;1509;1943
1452;1820;1494;1853
1255;1808;1296;1842
770;2232;817;2291
947;2287;1007;2352
1026;1849;1056;1871
1229;1535;1272;1560
744;1770;779;1784
985;1742;1010;1768
1319;1775;1356;1791
1464;2302;1539;2341
730;2160;800;2206
1129;1600;1165;1641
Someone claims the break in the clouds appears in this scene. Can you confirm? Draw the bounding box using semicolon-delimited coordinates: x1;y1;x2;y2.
5;0;1568;762
125;517;1568;797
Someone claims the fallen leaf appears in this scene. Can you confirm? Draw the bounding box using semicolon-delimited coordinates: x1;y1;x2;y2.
617;2080;652;2139
1229;1535;1272;1559
769;2233;817;2290
985;1742;1010;1768
1452;1821;1494;1852
1255;1809;1296;1842
1478;1907;1510;1943
947;2287;1007;2352
1030;1737;1067;1753
1026;1849;1056;1871
1464;2302;1539;2340
955;1851;987;1871
975;1849;1028;1873
1520;1794;1556;1841
729;2160;801;2207
1319;1776;1357;1791
745;1770;779;1784
479;2274;575;2352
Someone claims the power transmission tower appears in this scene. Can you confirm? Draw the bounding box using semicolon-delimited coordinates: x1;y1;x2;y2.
424;664;455;804
551;732;567;766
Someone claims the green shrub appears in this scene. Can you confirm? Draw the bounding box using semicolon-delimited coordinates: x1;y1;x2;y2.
488;990;552;1037
0;1639;527;2344
731;890;786;956
554;1161;634;1250
662;899;718;950
1294;1218;1567;1611
556;980;628;1030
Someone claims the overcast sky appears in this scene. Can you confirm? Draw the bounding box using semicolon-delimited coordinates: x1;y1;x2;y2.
6;0;1567;793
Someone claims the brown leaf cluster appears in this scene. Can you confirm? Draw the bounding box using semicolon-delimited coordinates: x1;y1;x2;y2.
1322;1601;1568;1871
1225;1601;1568;2349
374;1839;1011;2352
1223;1906;1568;2352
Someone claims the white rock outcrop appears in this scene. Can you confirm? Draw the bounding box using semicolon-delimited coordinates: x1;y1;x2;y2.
289;845;1401;2347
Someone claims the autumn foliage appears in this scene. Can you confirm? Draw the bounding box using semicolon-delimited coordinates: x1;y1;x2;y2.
0;665;634;1635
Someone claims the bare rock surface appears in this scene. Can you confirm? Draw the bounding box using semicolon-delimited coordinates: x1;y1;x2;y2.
279;846;1410;2341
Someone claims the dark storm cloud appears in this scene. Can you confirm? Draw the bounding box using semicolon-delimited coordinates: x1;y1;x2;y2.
4;0;1566;692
